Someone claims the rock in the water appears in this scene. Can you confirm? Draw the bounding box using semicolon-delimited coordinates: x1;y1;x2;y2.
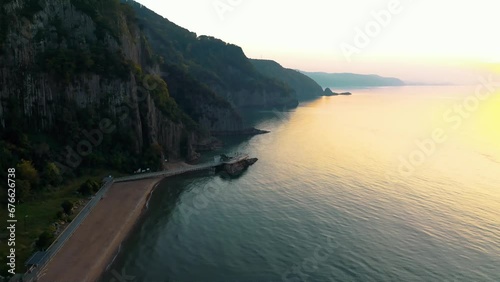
323;88;339;96
212;128;270;136
246;158;258;166
223;158;258;177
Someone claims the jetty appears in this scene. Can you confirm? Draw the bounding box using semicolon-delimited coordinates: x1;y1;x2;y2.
117;153;251;183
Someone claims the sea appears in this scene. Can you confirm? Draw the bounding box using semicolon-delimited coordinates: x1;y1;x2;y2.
101;85;500;282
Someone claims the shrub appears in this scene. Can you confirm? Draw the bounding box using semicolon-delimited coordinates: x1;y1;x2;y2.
44;162;63;185
17;180;32;202
35;231;54;250
78;179;100;196
56;210;65;220
17;159;39;186
61;200;74;215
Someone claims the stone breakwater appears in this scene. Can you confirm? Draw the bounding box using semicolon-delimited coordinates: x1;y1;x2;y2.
223;158;258;177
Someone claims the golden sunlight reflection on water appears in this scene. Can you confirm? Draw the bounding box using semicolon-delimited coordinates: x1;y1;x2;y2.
293;85;500;243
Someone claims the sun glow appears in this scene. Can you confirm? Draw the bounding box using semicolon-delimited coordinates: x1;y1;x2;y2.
136;0;500;84
474;93;500;145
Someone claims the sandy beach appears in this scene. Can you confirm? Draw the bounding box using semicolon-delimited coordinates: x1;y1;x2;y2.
38;178;162;282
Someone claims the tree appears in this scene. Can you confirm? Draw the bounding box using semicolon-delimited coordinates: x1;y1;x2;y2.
17;180;31;202
78;179;100;196
35;231;54;250
61;200;74;215
44;162;63;185
56;210;65;220
0;143;14;178
143;143;163;171
17;159;39;187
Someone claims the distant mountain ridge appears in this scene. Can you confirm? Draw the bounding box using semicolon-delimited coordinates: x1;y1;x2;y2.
301;72;405;88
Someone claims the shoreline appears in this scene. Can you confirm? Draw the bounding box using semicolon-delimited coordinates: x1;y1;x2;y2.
39;178;164;282
103;180;160;276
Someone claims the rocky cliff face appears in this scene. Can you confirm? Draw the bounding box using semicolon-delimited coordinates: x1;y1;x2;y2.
0;0;197;160
159;64;244;133
210;84;299;109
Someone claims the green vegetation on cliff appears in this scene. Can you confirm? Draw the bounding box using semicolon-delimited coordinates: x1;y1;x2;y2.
72;0;131;40
128;2;298;109
251;59;325;100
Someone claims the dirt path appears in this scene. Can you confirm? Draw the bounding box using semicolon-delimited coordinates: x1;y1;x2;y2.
39;178;161;282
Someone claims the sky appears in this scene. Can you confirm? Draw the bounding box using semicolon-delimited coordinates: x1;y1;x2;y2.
134;0;500;84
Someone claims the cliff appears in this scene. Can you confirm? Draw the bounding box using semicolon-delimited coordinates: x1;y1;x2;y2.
250;59;324;100
0;0;299;175
0;0;199;170
127;2;299;110
159;63;243;133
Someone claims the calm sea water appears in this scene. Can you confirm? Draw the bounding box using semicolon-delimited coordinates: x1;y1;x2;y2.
102;86;500;282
